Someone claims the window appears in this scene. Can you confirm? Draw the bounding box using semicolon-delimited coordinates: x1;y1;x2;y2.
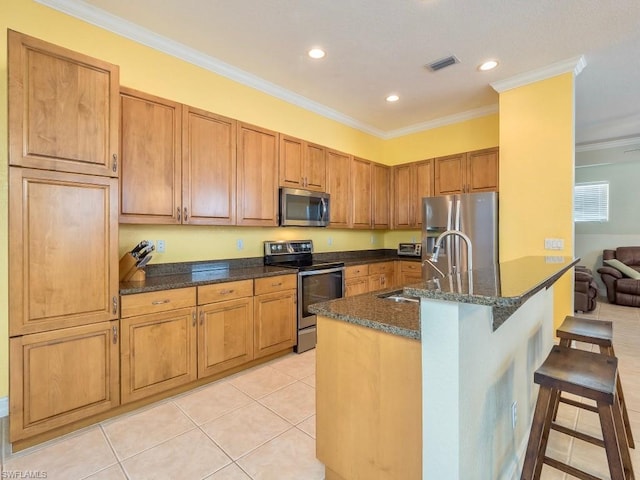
574;181;609;222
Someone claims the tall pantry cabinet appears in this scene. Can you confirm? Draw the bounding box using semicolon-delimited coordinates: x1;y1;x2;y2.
7;31;120;442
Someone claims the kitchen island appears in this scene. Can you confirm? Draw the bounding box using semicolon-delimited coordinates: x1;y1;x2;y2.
310;255;578;480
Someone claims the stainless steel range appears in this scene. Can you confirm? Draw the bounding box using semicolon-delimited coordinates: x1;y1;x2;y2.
264;240;345;353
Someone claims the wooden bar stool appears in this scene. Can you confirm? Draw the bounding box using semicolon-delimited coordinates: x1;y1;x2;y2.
520;345;634;480
555;315;634;449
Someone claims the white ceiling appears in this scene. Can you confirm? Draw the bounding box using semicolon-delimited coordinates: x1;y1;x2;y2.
45;0;640;145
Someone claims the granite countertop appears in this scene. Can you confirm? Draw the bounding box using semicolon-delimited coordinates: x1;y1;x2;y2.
119;248;420;295
311;255;579;337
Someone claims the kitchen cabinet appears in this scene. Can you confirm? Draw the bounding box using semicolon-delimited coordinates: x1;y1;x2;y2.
120;288;197;403
9;321;120;442
197;280;254;377
393;159;434;229
253;275;297;358
119;88;182;223
8;167;119;336
372;164;391;229
345;265;370;297
351;157;373;229
326;149;352;228
8;30;119;177
368;262;395;292
279;135;327;191
237;123;279;226
398;261;423;285
434;147;499;195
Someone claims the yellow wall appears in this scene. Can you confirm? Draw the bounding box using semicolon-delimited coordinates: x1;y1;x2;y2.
498;73;575;326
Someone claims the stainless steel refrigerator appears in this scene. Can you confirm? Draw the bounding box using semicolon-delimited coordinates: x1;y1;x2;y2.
422;192;498;280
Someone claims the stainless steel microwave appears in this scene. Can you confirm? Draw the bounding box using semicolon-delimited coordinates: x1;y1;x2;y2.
279;188;330;227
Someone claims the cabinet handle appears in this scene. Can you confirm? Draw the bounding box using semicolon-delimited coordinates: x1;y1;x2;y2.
219;289;235;295
271;282;282;287
112;296;118;315
177;207;181;222
184;207;188;222
151;299;171;305
112;325;118;344
112;154;118;173
192;311;196;327
199;310;204;326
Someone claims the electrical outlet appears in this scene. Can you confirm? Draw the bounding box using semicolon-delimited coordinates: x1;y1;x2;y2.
156;240;165;253
511;401;518;429
147;240;155;249
544;238;564;250
327;237;333;246
236;239;244;250
370;235;375;244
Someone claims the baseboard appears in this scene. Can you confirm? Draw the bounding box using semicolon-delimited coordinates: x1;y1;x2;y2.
0;397;7;418
498;428;530;480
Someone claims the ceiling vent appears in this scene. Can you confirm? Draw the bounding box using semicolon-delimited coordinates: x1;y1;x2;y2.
426;55;460;72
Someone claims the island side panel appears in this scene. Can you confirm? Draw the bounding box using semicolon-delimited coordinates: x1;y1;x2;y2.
316;315;422;480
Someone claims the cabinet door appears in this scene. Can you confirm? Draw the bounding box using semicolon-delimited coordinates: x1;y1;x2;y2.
254;290;297;359
351;157;372;229
119;87;182;223
467;147;499;192
198;297;254;377
400;261;423;285
279;135;304;189
9;321;120;442
326;149;352;228
414;159;435;228
183;106;236;225
8;30;119;177
393;164;413;229
305;142;327;191
237;123;279;226
345;278;369;297
372;163;390;229
9;168;119;336
120;307;197;403
434;153;465;196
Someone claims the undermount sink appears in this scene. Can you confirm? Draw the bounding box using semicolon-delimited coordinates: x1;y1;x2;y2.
377;290;419;303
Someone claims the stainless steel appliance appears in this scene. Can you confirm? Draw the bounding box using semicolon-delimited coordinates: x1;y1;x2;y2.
279;188;330;227
422;192;498;280
397;242;422;257
264;240;344;353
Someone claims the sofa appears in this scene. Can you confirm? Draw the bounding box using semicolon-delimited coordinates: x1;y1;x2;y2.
597;247;640;307
574;266;598;312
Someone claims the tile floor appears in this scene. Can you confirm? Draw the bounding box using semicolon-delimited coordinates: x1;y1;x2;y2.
1;300;639;479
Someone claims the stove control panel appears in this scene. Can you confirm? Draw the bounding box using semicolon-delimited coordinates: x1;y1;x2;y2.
264;240;313;256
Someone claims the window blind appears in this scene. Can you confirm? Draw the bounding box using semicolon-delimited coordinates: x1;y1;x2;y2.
574;182;609;222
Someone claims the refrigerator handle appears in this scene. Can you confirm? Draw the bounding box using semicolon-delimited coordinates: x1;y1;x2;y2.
447;201;454;230
455;199;461;230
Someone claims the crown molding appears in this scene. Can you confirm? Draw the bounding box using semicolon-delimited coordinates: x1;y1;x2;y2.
490;55;587;94
383;104;499;139
576;136;640;153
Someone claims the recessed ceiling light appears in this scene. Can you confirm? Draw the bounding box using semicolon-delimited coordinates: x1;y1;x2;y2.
308;48;326;59
386;94;399;102
479;60;499;71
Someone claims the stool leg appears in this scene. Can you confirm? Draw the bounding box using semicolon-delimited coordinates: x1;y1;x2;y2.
521;386;554;480
612;393;635;479
533;388;557;480
598;401;627;480
600;345;635;449
552;338;572;421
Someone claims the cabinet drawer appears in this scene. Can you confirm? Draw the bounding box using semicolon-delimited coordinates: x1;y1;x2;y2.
121;287;196;318
198;280;253;305
400;261;421;273
254;274;297;295
345;264;369;279
368;262;394;275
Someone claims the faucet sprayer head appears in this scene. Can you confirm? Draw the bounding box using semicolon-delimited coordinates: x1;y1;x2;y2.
430;244;441;262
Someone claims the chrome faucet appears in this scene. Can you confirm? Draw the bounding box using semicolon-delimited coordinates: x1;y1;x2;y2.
430;229;473;272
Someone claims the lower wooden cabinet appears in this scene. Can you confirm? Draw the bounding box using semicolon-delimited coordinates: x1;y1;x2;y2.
345;264;370;297
254;275;297;359
398;261;423;285
368;262;395;292
120;307;197;404
9;321;120;442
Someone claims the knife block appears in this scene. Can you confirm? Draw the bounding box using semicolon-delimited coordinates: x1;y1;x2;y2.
119;253;146;282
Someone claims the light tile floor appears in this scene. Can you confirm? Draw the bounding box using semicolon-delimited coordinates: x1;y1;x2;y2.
1;301;639;479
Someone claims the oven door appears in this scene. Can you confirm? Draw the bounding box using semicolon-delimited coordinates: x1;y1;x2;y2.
297;266;345;329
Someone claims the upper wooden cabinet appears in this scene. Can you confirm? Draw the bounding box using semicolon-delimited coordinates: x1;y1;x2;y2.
434;147;499;195
8;30;119;177
9;167;119;336
351;157;372;229
393;159;434;229
372;163;391;229
279;135;327;191
326;149;352;228
183;106;237;225
120;87;182;223
237;123;279;226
